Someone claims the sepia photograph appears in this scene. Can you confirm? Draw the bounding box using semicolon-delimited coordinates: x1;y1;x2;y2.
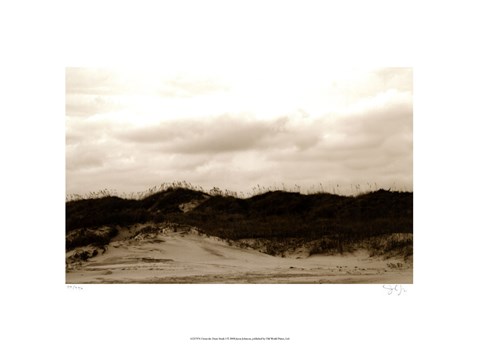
4;1;480;347
66;67;413;284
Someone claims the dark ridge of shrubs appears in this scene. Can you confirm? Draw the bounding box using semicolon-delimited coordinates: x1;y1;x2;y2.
66;188;413;246
66;227;119;251
136;187;207;211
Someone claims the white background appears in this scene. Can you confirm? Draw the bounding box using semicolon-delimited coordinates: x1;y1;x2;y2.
1;0;479;346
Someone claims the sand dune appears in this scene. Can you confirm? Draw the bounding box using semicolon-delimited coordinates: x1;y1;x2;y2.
66;224;412;284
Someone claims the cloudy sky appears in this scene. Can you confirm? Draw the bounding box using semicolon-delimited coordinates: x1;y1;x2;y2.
66;67;412;196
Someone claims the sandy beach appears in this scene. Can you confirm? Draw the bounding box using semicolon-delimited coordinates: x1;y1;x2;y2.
66;224;412;284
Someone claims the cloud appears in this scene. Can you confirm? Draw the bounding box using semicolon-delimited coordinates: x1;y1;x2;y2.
115;114;289;154
260;94;413;192
159;76;229;98
65;68;413;196
66;145;106;171
373;67;412;92
66;68;121;96
66;68;229;98
66;94;125;117
66;68;231;120
325;91;412;150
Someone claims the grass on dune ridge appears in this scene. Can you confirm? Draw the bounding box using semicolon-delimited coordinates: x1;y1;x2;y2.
66;182;413;260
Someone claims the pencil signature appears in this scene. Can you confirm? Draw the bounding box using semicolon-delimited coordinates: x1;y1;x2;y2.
383;284;407;296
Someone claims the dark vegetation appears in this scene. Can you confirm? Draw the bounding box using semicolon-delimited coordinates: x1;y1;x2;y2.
66;187;413;258
66;226;119;251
